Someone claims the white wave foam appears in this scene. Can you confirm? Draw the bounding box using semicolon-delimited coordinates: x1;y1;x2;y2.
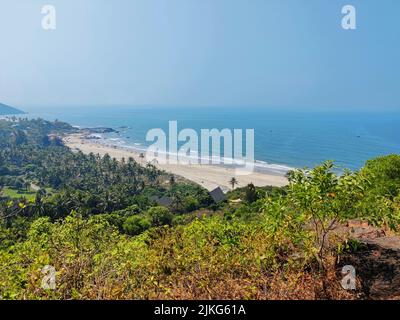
98;137;294;176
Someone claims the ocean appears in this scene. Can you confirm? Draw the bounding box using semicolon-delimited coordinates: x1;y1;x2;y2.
21;105;400;173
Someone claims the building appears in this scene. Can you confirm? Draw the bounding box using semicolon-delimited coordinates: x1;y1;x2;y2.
209;187;227;203
150;196;173;207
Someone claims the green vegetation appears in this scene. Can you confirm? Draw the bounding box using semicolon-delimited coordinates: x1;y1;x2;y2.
1;187;36;201
0;118;400;300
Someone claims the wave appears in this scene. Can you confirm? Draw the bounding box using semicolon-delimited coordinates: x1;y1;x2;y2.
94;135;294;176
254;160;294;175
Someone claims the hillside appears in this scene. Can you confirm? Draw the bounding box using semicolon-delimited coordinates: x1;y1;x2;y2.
0;103;24;115
0;118;400;300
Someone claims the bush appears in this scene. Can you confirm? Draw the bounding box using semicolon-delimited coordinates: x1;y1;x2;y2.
183;196;199;212
147;206;173;227
362;154;400;198
122;215;151;235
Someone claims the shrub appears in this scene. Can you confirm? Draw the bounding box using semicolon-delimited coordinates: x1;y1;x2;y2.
122;215;151;235
147;206;173;227
362;154;400;198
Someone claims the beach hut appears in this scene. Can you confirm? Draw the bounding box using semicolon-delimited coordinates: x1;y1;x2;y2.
209;187;227;203
150;196;173;207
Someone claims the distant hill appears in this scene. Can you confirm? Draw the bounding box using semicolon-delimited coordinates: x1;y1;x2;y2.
0;103;25;115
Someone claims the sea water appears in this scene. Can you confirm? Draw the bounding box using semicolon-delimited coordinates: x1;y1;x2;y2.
22;105;400;173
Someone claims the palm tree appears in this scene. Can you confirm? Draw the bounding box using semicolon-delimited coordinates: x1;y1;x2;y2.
33;189;47;216
171;192;185;213
229;177;238;190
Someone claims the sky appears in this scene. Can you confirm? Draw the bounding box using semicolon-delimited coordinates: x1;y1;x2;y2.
0;0;399;110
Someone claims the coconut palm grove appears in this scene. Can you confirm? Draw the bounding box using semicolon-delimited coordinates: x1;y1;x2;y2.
1;117;400;300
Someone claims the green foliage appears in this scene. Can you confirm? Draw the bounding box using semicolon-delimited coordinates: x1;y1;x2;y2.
2;119;400;300
361;154;400;198
147;206;173;227
1;187;36;201
264;161;400;269
0;119;172;219
0;213;273;299
167;183;213;212
245;183;258;204
123;215;151;236
227;184;285;201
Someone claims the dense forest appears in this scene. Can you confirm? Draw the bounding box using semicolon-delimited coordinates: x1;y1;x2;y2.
1;118;399;299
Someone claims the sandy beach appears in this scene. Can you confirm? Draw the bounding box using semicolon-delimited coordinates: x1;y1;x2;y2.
63;134;288;191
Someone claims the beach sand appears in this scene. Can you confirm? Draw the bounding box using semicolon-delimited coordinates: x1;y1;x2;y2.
63;134;288;191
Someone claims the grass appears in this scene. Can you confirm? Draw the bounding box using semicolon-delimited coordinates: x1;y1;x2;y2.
2;187;36;201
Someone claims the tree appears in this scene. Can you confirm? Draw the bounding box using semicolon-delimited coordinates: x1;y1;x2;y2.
123;215;151;235
33;189;47;216
183;196;199;212
147;206;173;227
171;192;185;213
361;154;400;199
245;183;258;204
271;161;390;273
229;177;238;190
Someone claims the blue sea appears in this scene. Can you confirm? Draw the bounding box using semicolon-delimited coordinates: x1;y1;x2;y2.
21;106;400;173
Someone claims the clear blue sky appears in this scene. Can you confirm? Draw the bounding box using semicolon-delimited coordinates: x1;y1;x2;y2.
0;0;399;110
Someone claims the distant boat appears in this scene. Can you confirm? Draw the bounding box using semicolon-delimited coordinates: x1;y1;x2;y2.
0;103;25;115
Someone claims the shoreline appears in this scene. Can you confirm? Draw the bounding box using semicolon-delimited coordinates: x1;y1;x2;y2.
63;133;288;191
